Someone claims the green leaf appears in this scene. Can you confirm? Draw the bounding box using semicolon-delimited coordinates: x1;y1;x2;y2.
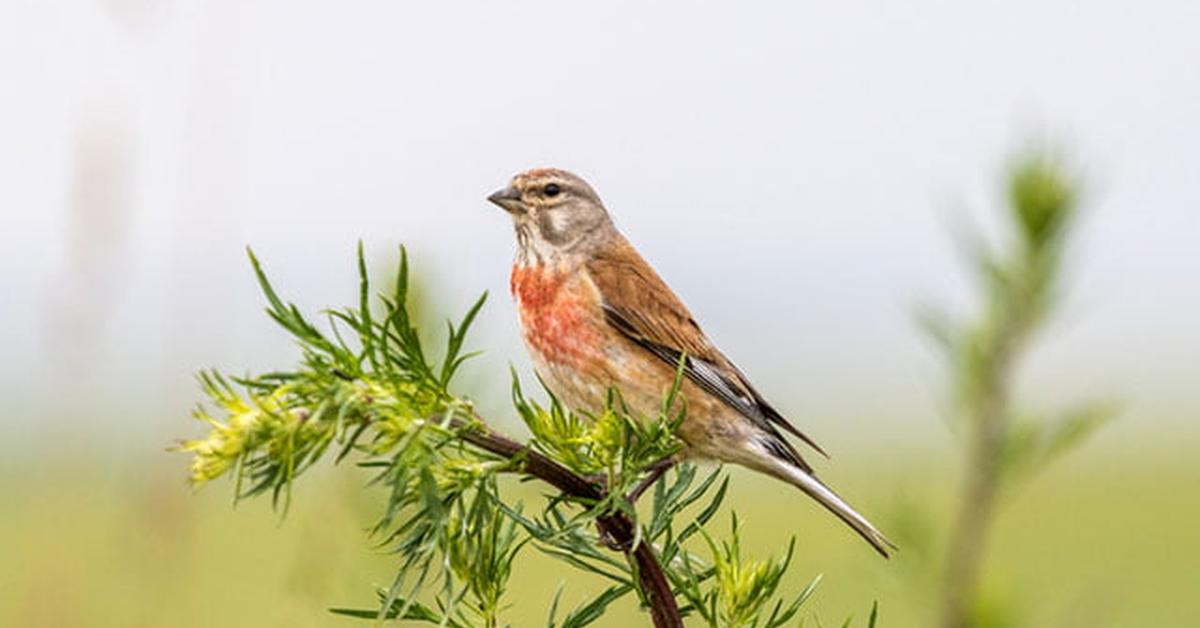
1003;402;1117;486
1008;153;1076;249
330;595;467;627
914;305;958;357
441;291;488;386
561;585;633;628
546;586;565;627
1041;402;1117;463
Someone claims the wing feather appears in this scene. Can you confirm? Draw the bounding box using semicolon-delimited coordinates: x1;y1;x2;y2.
587;238;827;470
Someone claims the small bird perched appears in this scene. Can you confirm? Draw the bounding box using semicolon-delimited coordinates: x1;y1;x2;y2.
488;167;895;557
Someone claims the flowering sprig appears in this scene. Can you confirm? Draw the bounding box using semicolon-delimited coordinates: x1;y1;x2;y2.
177;244;862;627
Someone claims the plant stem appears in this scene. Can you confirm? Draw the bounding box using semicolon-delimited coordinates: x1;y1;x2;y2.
454;415;685;628
939;394;1006;628
939;304;1029;628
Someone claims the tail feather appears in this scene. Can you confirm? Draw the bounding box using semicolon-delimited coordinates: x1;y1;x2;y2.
766;458;896;558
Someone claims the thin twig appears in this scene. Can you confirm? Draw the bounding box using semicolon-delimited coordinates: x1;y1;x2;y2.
628;457;676;504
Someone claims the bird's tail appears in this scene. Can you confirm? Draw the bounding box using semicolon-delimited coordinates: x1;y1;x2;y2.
764;458;896;558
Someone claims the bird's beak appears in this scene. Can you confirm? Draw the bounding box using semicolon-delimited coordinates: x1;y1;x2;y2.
487;186;524;214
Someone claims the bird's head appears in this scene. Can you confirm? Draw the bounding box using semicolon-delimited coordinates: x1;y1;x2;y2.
488;168;614;260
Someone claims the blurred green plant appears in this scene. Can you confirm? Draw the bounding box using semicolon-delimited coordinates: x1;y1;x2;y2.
920;152;1116;628
176;245;846;627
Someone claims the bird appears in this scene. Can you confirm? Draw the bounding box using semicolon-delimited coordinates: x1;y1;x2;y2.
488;167;895;557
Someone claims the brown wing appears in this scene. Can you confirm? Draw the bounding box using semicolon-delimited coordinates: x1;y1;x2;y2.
586;237;827;471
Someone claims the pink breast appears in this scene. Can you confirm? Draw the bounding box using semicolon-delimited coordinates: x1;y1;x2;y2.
510;266;603;369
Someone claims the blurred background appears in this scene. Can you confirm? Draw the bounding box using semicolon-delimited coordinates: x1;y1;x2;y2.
1;1;1197;626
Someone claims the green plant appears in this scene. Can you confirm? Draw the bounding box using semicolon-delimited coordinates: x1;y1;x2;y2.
177;244;837;627
921;152;1116;628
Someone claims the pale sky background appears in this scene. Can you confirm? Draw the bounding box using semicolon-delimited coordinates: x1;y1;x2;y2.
1;1;1197;457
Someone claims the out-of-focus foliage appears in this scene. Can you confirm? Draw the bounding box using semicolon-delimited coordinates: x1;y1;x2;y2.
920;152;1116;628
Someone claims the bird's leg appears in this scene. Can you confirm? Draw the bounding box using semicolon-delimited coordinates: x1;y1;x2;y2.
627;457;677;504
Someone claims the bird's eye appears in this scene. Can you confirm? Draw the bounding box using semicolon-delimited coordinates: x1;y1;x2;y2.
543;183;561;197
